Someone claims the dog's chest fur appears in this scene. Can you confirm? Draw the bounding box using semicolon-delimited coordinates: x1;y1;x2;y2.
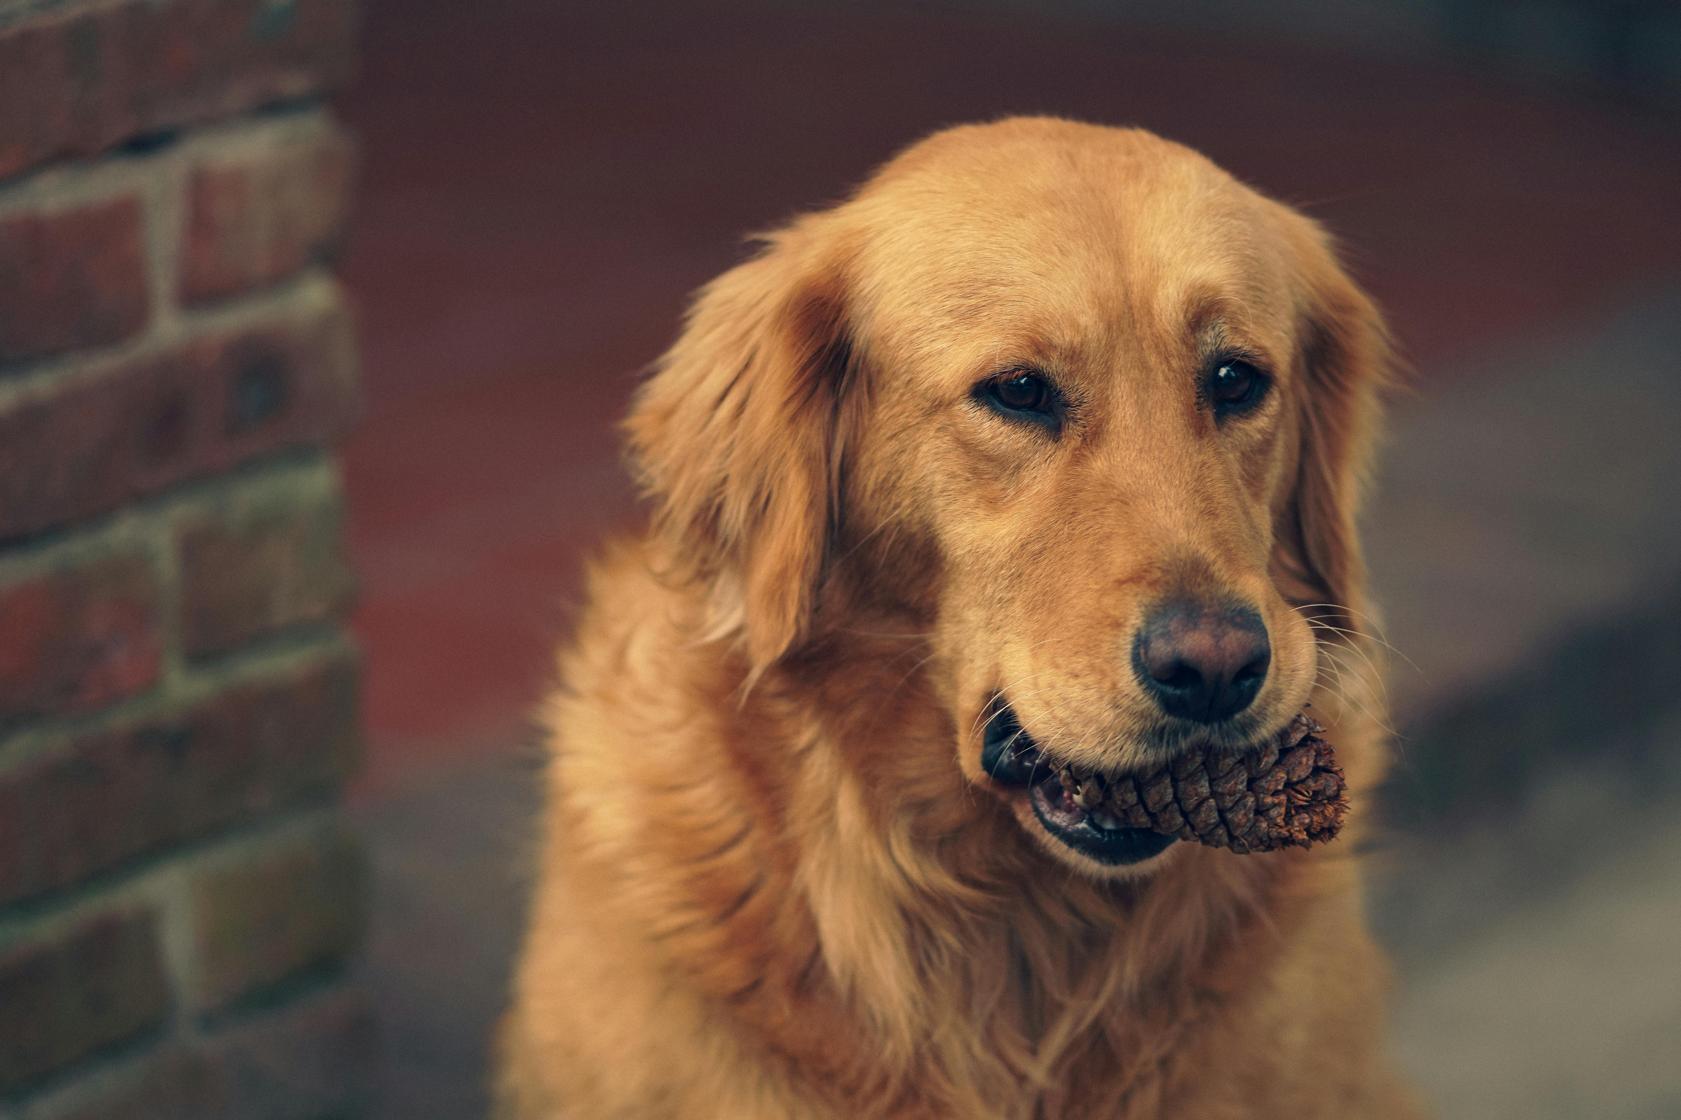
499;561;1400;1120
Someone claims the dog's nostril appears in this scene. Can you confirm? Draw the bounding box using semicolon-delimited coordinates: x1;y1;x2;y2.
1234;652;1270;685
1155;661;1203;691
1133;600;1271;724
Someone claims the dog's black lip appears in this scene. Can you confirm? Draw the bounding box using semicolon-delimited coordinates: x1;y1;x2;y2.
983;698;1176;866
981;702;1056;786
1029;781;1176;866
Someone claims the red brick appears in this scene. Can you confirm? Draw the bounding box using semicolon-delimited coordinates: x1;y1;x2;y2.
0;545;163;728
0;290;359;542
0;908;170;1092
0;0;358;182
191;826;365;1012
180;123;354;304
177;474;354;659
0;195;149;367
0;648;359;907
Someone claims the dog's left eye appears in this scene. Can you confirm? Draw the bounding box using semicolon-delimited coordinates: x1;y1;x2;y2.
1206;359;1269;418
977;370;1061;430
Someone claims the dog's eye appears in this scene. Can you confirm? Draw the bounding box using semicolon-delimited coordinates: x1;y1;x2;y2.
992;373;1049;411
978;370;1060;429
1206;359;1269;418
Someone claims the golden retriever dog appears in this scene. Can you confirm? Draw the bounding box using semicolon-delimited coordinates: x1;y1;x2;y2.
499;117;1421;1119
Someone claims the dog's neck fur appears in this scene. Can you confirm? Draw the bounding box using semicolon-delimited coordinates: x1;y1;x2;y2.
547;558;1365;1117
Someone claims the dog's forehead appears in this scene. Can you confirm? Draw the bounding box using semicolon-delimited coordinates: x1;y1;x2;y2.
847;122;1297;372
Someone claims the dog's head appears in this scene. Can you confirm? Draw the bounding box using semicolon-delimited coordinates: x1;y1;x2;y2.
628;119;1386;878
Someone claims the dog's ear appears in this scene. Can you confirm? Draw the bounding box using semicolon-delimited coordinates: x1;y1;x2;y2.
1274;214;1391;630
625;224;857;671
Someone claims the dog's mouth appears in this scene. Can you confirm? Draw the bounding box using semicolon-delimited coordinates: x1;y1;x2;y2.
980;703;1177;867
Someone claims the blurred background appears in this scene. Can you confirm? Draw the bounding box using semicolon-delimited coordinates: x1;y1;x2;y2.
2;1;1678;1118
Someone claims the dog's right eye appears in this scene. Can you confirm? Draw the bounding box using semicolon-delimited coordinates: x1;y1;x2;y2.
977;370;1061;430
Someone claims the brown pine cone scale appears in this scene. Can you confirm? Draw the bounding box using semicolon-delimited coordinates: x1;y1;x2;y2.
1052;714;1347;853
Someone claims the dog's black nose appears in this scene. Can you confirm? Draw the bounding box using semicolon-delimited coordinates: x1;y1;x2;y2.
1133;600;1270;723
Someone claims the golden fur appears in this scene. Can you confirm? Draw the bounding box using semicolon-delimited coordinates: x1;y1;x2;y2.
499;118;1421;1119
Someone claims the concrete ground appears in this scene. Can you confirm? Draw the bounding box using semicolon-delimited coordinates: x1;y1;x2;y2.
1385;785;1681;1120
332;3;1681;1117
354;750;540;1120
1364;288;1681;1119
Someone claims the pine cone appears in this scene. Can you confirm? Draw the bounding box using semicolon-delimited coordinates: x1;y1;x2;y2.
1053;714;1347;853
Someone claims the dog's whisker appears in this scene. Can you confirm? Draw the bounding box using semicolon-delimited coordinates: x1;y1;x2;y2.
1301;616;1403;715
1311;647;1397;739
1292;603;1421;674
1317;645;1399;738
1302;621;1382;689
1317;633;1395;717
1291;599;1391;634
1302;620;1393;703
1309;651;1352;719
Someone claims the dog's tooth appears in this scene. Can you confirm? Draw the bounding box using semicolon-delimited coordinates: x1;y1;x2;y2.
1075;781;1103;810
1090;810;1125;831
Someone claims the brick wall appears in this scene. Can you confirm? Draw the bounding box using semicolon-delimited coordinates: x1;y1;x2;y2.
0;2;370;1117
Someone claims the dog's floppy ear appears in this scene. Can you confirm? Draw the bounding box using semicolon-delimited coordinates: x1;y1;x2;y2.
1274;214;1391;630
625;223;857;671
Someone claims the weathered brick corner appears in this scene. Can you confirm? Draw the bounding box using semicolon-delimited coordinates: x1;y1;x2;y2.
0;2;371;1116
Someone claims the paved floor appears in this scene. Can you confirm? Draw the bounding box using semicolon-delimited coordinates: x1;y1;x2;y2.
354;750;541;1120
1382;754;1681;1120
1359;290;1681;1118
